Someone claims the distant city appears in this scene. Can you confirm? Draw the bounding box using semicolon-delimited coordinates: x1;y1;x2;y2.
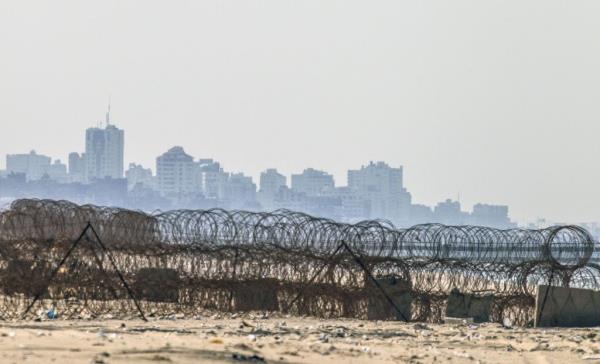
1;112;598;236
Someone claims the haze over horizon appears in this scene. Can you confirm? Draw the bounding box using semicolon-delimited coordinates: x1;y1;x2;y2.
1;1;599;223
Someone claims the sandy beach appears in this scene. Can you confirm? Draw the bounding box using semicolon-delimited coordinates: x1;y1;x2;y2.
0;314;598;364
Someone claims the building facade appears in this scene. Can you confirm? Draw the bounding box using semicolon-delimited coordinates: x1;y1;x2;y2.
45;160;68;183
468;203;514;228
6;150;52;181
224;173;257;209
325;186;370;222
433;199;467;225
258;169;287;211
85;124;124;182
347;161;411;225
68;152;86;183
291;168;334;196
196;159;228;200
125;163;155;191
156;146;196;201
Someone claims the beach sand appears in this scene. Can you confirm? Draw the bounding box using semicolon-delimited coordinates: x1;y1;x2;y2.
0;314;598;363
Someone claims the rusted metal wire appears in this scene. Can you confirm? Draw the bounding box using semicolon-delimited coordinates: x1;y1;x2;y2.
0;199;595;324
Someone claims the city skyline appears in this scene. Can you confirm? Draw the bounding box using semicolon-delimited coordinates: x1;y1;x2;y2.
0;120;522;230
1;115;597;228
2;1;600;223
0;119;577;230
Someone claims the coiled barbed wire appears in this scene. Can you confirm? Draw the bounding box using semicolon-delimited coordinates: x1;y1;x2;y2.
0;199;596;324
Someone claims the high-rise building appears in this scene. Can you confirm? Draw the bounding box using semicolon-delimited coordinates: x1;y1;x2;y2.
258;169;286;210
195;159;228;200
273;186;311;213
433;199;467;225
156;146;196;201
347;161;411;225
84;110;124;182
259;169;286;195
468;203;514;228
291;168;334;196
223;172;257;209
68;152;86;183
68;152;85;175
125;163;155;191
6;150;52;181
323;186;369;222
410;204;434;225
6;151;67;183
45;159;68;183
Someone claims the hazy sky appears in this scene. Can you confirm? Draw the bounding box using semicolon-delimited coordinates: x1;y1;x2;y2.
1;1;599;223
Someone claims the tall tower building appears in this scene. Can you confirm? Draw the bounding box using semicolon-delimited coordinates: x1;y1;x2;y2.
84;106;124;182
259;169;287;196
196;159;228;200
347;161;412;225
258;168;287;210
156;146;196;201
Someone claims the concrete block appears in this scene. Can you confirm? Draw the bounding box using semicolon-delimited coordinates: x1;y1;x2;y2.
535;285;600;327
1;259;51;297
133;268;181;303
366;276;412;321
233;278;280;311
446;288;493;323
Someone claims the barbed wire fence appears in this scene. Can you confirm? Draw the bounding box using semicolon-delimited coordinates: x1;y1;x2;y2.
0;199;596;324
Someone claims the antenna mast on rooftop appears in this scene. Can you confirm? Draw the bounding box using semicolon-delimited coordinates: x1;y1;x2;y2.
105;96;111;126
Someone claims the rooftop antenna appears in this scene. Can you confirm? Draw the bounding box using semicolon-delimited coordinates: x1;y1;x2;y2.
105;96;111;126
